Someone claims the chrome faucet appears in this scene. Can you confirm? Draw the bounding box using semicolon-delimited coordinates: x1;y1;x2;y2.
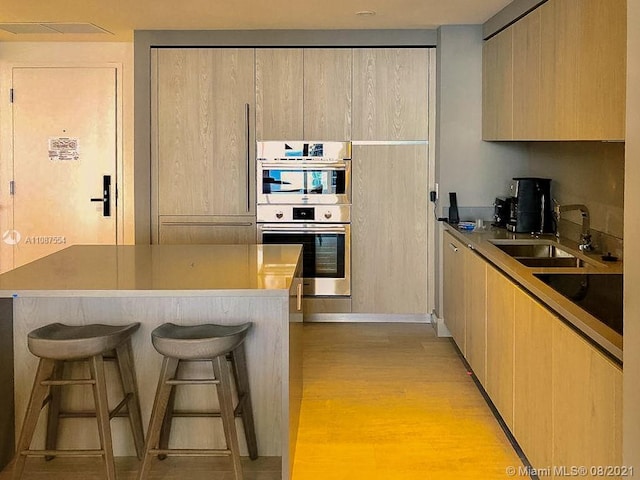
553;202;593;251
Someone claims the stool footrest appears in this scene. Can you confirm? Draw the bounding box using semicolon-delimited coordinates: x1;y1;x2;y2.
166;378;220;385
41;378;96;386
149;448;232;457
20;449;104;458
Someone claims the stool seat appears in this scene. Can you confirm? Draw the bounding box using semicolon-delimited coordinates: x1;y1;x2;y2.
28;323;141;360
151;322;251;359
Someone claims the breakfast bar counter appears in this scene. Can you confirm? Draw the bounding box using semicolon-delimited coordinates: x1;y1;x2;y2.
0;244;303;479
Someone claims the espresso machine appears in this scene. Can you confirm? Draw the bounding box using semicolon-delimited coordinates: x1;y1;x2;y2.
507;177;554;234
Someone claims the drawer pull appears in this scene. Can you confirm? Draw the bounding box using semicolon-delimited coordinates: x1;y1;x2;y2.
448;242;459;252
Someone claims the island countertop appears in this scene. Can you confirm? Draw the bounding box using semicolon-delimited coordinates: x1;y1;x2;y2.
0;244;302;297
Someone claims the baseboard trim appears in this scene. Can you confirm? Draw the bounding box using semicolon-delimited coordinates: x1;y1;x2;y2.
304;313;429;323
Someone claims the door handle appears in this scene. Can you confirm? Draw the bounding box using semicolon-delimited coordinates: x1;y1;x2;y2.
90;175;111;217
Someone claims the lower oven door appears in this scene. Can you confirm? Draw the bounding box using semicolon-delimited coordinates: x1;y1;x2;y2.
258;223;350;296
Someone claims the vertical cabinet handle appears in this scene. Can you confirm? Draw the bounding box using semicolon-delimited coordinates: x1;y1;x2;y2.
297;282;303;311
245;103;251;213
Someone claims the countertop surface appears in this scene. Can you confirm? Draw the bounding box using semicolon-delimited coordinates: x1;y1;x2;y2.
443;224;623;363
0;244;302;297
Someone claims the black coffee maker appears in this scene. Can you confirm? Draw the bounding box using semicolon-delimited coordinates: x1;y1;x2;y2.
508;177;554;234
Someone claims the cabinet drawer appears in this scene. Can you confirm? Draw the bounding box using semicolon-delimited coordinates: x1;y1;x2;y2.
158;216;256;245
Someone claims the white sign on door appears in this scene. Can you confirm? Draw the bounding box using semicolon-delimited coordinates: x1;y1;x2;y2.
48;137;79;161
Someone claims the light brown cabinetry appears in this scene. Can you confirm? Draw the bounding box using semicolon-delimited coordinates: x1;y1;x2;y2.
351;144;427;314
442;230;465;349
158;216;256;244
482;28;513;140
255;48;352;140
485;265;515;430
513;287;553;470
442;234;486;380
483;0;626;141
352;48;429;140
154;48;255;216
255;48;304;140
303;49;352;140
152;48;256;243
552;319;623;471
464;249;487;386
444;229;623;472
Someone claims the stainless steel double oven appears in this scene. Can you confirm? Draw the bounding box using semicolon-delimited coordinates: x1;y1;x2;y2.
256;141;351;297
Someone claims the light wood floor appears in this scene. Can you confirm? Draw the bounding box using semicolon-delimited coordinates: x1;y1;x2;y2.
1;322;524;479
291;322;525;479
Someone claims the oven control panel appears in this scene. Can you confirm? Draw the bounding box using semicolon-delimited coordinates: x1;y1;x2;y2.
257;204;350;223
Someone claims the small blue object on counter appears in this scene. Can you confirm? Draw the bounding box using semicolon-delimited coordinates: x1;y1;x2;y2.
458;222;476;231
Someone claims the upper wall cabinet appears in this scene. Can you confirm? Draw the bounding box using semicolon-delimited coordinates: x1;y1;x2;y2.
303;49;352;140
483;0;626;141
255;48;304;140
256;48;352;140
353;48;429;141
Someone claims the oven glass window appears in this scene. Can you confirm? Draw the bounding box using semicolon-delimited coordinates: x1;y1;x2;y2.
262;232;345;278
262;169;345;195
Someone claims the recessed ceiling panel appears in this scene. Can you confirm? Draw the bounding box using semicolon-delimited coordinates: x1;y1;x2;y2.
42;23;112;34
0;23;58;34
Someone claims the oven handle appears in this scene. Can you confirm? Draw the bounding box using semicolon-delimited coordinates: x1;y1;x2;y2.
259;225;348;234
258;162;348;170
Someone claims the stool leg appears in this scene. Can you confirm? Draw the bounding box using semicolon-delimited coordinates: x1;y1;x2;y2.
231;345;258;460
89;354;116;480
212;355;242;480
13;358;56;480
115;340;145;460
44;360;65;460
157;364;179;459
138;356;179;480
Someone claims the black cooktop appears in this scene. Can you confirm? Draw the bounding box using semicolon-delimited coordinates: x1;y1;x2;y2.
533;273;623;335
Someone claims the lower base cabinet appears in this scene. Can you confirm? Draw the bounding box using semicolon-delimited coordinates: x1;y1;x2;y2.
514;287;554;469
552;319;623;473
443;229;622;474
486;265;515;431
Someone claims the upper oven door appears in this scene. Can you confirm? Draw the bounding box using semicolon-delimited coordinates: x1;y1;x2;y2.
257;161;351;205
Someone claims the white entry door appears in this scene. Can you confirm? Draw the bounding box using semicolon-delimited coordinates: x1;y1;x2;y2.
8;67;117;269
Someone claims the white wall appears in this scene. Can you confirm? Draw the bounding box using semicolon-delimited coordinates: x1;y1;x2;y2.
624;1;640;471
434;25;528;319
436;25;528;215
0;42;135;247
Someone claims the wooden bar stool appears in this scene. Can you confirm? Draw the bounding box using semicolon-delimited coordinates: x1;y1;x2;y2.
138;322;258;480
13;322;145;480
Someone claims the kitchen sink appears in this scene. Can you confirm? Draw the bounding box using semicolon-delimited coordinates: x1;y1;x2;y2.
489;240;600;268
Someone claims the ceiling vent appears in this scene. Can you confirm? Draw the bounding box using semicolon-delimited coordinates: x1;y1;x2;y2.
0;23;112;35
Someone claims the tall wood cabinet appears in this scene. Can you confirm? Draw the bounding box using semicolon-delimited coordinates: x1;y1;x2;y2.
351;48;430;314
483;0;626;141
152;48;256;243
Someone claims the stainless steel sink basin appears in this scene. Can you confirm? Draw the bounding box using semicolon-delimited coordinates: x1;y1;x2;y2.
489;240;599;268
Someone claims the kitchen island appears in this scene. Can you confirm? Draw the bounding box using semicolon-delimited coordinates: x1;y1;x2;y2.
0;244;303;479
